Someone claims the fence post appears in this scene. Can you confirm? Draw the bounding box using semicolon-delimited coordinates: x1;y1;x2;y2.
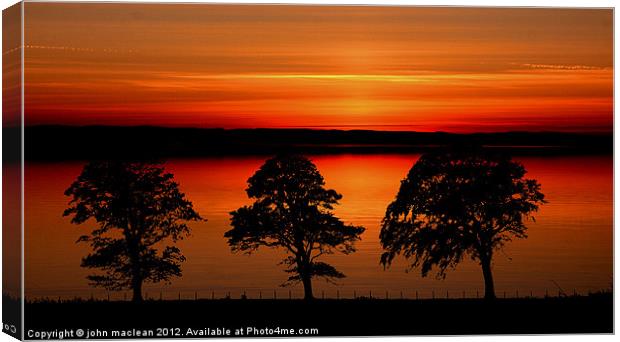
446;290;449;299
354;290;357;299
259;291;262;300
415;290;418;300
386;290;389;299
178;292;181;301
516;290;519;299
195;291;198;300
369;290;372;299
530;290;533;298
400;291;403;300
503;291;506;299
573;288;577;297
211;291;214;300
545;289;548;298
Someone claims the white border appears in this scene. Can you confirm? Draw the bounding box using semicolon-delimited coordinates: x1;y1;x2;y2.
11;0;619;7
0;1;616;342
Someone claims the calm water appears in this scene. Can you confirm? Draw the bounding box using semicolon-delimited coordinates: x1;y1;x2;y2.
24;154;612;299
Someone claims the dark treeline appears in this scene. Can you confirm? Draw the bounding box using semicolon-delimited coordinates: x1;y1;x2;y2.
22;125;612;160
64;152;545;302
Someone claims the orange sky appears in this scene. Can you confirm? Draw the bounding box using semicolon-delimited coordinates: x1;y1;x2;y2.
20;4;613;132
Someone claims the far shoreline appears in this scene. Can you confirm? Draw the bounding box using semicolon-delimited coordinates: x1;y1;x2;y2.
12;125;613;161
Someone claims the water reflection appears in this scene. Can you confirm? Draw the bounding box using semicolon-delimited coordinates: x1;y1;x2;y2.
24;154;612;299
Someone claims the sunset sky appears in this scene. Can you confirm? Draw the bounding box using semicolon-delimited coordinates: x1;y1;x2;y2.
21;3;613;132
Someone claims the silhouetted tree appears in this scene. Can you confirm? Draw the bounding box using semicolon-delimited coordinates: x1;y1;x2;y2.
63;161;202;302
380;150;545;299
225;154;365;299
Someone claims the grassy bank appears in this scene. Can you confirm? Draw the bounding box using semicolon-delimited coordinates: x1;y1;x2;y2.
24;292;612;337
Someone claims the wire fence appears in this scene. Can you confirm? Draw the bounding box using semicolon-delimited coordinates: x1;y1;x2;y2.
27;287;610;303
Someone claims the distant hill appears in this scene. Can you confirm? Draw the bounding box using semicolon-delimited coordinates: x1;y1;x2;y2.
13;125;613;160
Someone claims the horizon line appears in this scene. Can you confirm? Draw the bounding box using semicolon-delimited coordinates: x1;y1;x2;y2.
20;124;613;135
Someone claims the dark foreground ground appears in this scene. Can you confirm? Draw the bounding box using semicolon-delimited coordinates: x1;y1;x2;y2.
23;293;612;338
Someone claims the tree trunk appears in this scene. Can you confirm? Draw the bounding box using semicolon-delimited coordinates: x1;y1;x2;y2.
481;256;495;300
301;274;314;300
132;278;143;302
129;244;143;302
125;227;145;303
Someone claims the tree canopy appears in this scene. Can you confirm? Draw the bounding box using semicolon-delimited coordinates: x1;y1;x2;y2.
225;154;365;299
380;149;545;299
64;161;203;301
